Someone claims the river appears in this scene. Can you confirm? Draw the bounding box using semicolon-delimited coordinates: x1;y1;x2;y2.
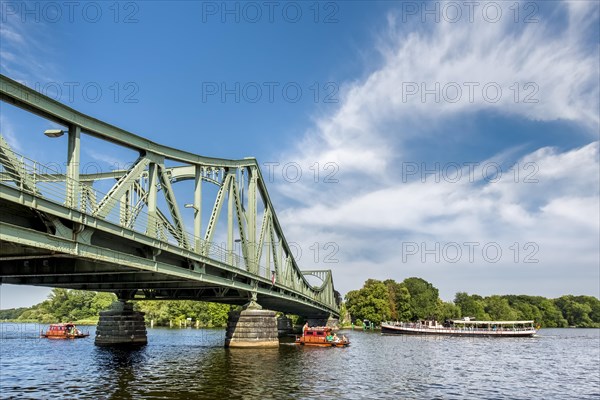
0;324;598;399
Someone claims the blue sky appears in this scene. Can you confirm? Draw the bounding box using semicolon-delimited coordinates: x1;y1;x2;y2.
1;0;599;308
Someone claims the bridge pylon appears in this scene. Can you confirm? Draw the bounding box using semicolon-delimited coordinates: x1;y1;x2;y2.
95;300;147;347
224;291;278;348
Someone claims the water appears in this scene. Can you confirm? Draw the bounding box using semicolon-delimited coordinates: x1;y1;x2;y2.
1;325;598;399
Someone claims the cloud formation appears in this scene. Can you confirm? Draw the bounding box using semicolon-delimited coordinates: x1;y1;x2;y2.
274;1;600;298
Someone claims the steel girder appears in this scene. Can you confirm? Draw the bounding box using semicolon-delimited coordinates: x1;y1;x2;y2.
0;74;338;317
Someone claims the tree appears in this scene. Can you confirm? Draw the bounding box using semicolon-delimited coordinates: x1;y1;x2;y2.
395;285;413;321
434;300;461;321
383;279;402;320
555;296;596;327
345;279;392;324
454;292;489;320
402;277;439;320
484;295;519;320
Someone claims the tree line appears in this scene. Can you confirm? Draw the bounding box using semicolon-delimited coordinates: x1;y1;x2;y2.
2;281;598;328
344;278;600;328
0;288;231;327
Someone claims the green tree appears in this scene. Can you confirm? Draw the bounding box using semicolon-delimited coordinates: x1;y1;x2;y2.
135;300;230;327
484;295;519;320
434;299;461;321
383;279;401;320
402;277;439;320
345;279;392;324
395;285;413;321
454;292;489;320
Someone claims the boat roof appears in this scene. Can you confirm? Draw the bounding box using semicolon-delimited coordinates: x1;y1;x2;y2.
450;320;534;324
305;327;332;332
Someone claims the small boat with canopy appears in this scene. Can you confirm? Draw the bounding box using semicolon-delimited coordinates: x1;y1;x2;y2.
295;326;350;347
41;323;90;339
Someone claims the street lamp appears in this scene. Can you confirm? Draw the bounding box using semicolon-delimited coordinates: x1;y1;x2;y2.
44;129;64;138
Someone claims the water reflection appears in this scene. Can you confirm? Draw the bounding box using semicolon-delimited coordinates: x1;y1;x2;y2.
1;325;598;399
93;347;148;399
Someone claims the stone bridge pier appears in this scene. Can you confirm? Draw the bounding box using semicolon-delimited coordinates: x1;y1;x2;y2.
225;297;279;348
95;299;147;347
307;315;339;329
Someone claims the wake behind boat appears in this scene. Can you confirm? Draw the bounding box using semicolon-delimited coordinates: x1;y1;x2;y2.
381;318;537;337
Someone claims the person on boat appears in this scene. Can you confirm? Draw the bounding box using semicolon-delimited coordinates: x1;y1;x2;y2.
342;335;347;343
326;333;334;341
303;322;309;336
333;333;340;343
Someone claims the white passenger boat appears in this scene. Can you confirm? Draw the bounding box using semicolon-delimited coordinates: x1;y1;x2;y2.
381;318;538;337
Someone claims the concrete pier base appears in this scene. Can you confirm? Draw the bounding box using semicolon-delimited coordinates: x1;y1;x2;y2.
95;301;147;347
277;316;293;337
326;316;340;329
225;302;278;348
307;316;339;329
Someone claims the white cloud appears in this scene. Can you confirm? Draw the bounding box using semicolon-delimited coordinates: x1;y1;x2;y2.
0;116;22;152
273;1;600;298
0;14;58;83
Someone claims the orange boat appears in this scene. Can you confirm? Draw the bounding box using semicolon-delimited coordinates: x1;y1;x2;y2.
295;326;350;347
41;323;89;339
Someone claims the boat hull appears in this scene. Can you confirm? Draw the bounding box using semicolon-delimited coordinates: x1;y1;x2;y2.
41;323;90;339
381;324;536;337
41;333;90;339
296;339;350;347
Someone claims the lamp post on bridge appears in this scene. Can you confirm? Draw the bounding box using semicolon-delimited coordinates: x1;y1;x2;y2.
44;127;80;210
184;203;202;253
234;238;242;268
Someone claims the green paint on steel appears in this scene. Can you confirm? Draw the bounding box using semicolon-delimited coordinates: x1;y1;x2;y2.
0;73;339;317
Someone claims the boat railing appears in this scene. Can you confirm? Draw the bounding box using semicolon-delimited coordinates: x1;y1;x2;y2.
385;321;536;332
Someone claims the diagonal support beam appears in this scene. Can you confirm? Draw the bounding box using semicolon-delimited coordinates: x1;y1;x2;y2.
203;172;231;254
255;207;271;275
246;167;258;272
231;175;250;270
93;155;150;220
157;164;190;249
0;135;38;194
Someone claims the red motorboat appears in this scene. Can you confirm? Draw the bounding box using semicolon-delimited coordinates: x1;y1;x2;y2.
295;326;350;347
41;323;89;339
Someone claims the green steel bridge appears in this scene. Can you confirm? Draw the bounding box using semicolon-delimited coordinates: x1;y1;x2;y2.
0;74;340;319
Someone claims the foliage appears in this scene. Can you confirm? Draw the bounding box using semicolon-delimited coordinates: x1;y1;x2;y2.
4;284;599;329
135;300;231;327
402;277;440;319
345;279;392;324
344;279;599;328
16;289;116;323
454;292;489;320
2;288;232;327
0;307;29;320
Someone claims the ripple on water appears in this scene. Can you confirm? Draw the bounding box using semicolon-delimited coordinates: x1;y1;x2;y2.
0;326;599;399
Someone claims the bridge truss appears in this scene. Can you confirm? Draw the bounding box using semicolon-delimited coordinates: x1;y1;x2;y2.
0;74;340;318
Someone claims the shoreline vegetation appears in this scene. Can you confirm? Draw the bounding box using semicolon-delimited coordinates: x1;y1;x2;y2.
342;278;599;328
1;278;599;329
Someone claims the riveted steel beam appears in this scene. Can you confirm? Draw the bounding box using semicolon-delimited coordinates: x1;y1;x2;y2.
0;73;340;315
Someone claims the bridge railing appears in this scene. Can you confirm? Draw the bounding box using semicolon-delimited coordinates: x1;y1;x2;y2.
0;146;336;307
0;142;248;269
